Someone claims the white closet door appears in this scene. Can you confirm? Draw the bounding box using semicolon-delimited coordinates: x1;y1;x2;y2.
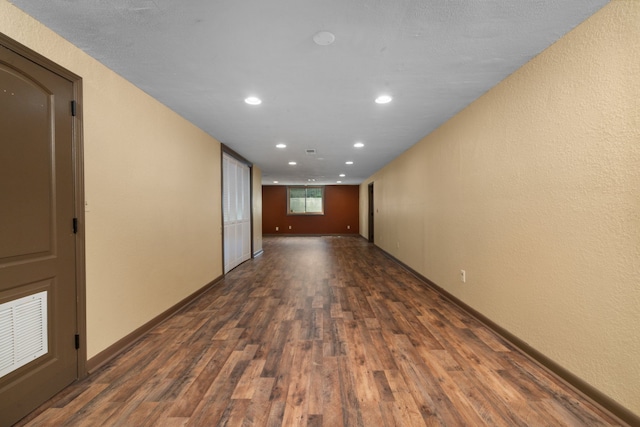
223;153;251;273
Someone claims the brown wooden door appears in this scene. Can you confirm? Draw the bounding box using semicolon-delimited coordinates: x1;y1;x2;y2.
0;44;78;426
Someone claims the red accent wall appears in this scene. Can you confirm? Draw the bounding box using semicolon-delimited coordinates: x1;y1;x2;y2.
262;185;359;235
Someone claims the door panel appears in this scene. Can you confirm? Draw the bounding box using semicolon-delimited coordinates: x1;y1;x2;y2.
0;69;51;259
0;44;78;426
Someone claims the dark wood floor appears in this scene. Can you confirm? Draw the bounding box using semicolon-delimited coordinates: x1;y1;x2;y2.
17;236;622;426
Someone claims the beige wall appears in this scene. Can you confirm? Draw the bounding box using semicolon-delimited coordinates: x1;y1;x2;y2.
252;166;263;255
361;0;640;416
1;1;224;358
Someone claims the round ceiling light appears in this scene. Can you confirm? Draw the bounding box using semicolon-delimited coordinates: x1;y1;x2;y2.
244;96;262;105
354;142;364;148
375;95;392;104
288;161;297;165
276;143;286;148
313;31;336;46
345;161;354;165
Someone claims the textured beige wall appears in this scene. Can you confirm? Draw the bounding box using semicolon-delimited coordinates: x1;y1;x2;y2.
362;0;640;416
252;166;263;255
1;1;224;358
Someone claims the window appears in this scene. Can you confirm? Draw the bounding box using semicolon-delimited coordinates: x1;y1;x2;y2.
288;186;324;215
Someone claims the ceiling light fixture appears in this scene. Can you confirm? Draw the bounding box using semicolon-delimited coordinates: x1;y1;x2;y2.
288;161;297;165
354;142;364;148
244;96;262;105
276;143;286;148
339;174;346;177
345;161;354;165
375;95;392;104
313;31;335;46
337;181;342;184
273;181;279;184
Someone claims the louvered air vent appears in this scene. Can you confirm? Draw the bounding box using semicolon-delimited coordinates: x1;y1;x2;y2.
305;149;317;155
0;291;48;378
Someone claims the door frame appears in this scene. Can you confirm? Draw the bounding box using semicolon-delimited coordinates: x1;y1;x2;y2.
0;32;87;379
368;182;374;243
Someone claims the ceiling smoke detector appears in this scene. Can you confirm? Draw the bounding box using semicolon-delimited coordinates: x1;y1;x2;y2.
313;31;335;46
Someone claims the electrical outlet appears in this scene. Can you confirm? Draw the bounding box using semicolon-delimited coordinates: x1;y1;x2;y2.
289;225;292;230
275;226;279;231
460;270;466;283
347;225;350;229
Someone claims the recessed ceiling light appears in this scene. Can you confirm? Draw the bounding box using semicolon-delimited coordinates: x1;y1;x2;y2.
244;96;262;105
345;161;354;165
276;143;286;148
337;181;342;184
273;181;279;184
354;142;364;148
313;31;335;46
288;161;297;165
339;174;346;177
375;95;392;104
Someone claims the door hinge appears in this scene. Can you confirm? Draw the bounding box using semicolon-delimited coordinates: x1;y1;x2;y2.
75;334;80;350
73;218;78;234
71;100;77;117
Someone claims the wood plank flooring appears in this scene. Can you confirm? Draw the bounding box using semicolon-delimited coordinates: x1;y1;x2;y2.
16;236;623;426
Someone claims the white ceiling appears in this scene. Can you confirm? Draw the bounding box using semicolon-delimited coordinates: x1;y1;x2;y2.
9;0;608;185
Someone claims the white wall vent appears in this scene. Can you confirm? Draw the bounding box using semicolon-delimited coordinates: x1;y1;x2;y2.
0;291;48;378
